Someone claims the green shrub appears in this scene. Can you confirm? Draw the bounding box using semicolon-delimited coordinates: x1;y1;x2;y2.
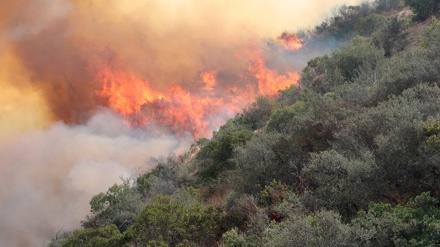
404;0;440;21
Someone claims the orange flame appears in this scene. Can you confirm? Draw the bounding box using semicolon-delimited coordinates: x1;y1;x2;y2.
201;70;217;91
278;32;303;51
249;50;300;95
95;48;299;139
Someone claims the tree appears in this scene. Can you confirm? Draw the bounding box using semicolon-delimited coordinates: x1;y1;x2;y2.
220;228;247;247
372;16;408;56
330;37;385;82
314;4;375;39
422;16;440;58
126;194;224;246
354;13;388;36
196;129;253;182
232;132;302;193
353;192;440;247
237;96;277;131
270;92;349;152
136;159;180;198
85;180;144;232
404;0;440;21
62;224;126;247
422;121;440;150
239;208;365;247
375;0;402;12
301;37;385;93
335;84;440;203
261;211;359;247
266;101;307;133
303;150;378;218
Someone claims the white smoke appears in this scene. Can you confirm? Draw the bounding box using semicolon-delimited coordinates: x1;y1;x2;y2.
0;0;367;246
0;110;193;246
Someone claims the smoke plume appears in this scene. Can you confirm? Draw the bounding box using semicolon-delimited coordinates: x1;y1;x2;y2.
0;0;362;245
0;111;193;246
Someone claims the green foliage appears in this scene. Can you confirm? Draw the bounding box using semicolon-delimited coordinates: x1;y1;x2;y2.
237;96;277;130
314;4;375;39
85;179;144;232
48;4;440;247
232;132;302;193
136;159;180;197
196;129;253;182
300;56;332;93
269;92;349;152
266;101;307;133
48;232;73;247
224;192;259;227
335;84;440;205
302;37;385;93
375;0;403;11
355;13;388;36
126;194;225;246
372;16;408;56
260;210;361;247
220;228;247;247
303;150;377;218
404;0;440;21
331;37;385;81
338;84;440;151
354;192;440;246
62;224;126;247
374;19;440;99
421;16;440;54
258;180;290;207
422;121;440;149
145;239;169;247
277;85;303;106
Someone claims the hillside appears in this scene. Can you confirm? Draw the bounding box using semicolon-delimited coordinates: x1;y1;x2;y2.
49;1;440;246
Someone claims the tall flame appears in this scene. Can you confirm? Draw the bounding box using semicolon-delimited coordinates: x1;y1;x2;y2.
96;66;164;117
249;50;300;95
95;49;299;138
0;1;370;246
278;32;304;51
201;70;217;91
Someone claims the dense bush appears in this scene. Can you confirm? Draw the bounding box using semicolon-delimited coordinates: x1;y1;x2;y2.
49;4;440;247
301;37;385;93
353;192;440;246
404;0;440;21
375;0;403;12
83;180;144;232
195;129;253;182
126;193;225;246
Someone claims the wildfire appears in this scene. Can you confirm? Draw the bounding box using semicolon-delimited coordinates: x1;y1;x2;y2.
249;50;300;95
96;66;164;117
278;32;303;51
95;48;300;139
201;70;217;91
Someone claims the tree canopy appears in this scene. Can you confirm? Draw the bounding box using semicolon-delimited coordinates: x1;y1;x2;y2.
48;2;440;246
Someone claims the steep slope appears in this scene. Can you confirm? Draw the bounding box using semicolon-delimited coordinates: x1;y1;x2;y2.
48;1;440;246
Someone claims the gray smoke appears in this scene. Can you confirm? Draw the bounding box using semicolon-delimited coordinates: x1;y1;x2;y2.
0;110;193;246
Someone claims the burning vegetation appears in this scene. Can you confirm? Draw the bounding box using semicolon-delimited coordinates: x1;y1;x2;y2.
0;0;371;246
94;50;300;138
277;32;304;50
